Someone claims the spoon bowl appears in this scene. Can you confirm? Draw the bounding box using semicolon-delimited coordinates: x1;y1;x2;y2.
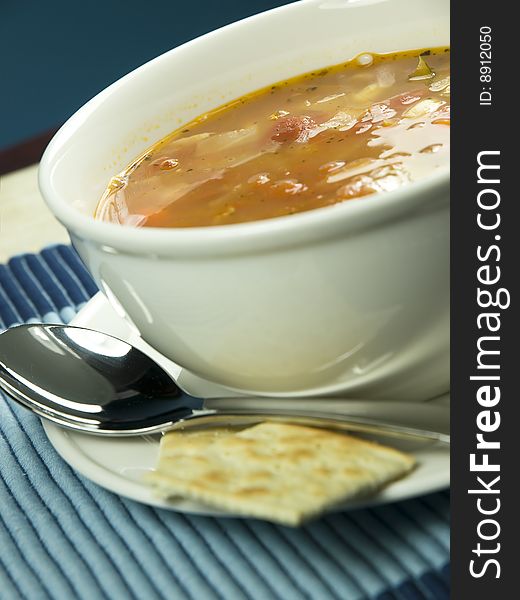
0;324;200;433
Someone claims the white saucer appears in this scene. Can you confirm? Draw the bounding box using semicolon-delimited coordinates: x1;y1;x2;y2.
43;293;450;517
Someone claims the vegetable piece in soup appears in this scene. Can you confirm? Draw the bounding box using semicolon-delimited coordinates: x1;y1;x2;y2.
96;48;450;227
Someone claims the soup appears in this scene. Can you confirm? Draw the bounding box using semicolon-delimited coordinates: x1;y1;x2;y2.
96;48;450;228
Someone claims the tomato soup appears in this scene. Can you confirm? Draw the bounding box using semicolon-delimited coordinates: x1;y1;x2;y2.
96;48;450;227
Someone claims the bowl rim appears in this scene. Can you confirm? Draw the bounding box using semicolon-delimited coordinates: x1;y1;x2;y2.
40;168;450;257
38;0;450;258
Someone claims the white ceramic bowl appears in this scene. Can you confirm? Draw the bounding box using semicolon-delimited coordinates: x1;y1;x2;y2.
39;0;450;400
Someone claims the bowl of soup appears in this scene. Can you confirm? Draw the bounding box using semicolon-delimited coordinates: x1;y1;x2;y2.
39;0;449;400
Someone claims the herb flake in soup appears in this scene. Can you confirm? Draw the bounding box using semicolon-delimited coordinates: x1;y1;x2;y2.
96;48;450;228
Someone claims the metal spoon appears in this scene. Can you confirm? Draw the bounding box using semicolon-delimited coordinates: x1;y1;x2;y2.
0;324;449;444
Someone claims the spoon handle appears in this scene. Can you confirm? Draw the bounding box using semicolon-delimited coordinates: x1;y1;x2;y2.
168;409;450;446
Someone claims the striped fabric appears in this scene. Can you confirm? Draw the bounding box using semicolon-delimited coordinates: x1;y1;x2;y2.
0;245;450;600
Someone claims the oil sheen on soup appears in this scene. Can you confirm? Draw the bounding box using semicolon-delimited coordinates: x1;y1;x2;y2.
96;48;450;228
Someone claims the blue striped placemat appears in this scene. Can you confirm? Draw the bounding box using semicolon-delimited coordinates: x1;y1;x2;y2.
0;245;450;599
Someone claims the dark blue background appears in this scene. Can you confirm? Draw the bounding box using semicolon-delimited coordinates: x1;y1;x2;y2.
1;0;293;149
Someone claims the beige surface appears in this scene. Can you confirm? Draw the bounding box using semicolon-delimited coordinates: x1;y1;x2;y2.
0;164;70;263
